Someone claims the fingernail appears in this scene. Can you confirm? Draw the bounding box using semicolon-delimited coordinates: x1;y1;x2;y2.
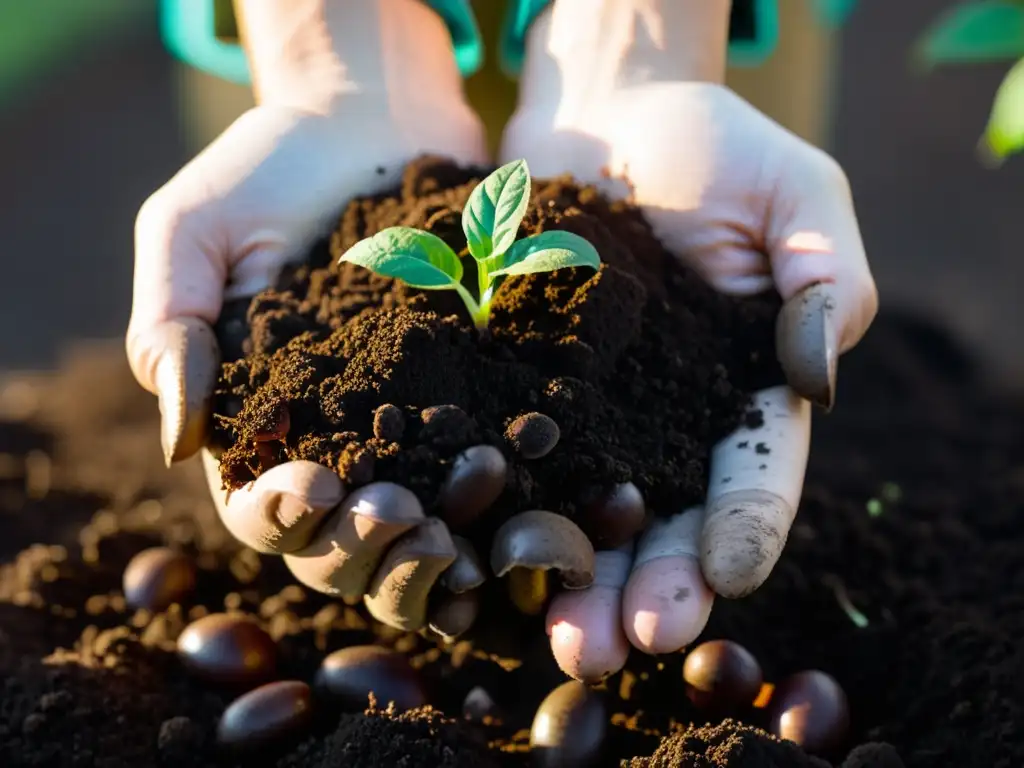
622;556;713;654
154;319;221;465
221;462;344;554
776;284;838;411
283;482;423;598
700;488;794;598
364;517;458;631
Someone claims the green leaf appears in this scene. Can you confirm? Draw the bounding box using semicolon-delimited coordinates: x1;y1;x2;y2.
980;56;1024;161
461;159;532;262
914;1;1024;67
486;230;601;278
338;227;463;289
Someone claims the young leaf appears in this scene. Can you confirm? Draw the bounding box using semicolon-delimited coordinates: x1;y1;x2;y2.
914;0;1024;67
486;230;601;278
461;159;532;262
980;56;1024;161
338;226;463;289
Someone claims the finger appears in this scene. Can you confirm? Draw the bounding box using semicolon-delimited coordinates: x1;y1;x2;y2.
364;517;458;632
546;544;633;683
126;110;303;464
622;508;714;655
128;187;228;465
767;144;879;406
202;450;344;554
282;481;424;601
701;385;810;598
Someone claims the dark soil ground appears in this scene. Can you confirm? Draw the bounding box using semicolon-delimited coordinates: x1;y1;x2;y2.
0;305;1021;766
210;158;783;538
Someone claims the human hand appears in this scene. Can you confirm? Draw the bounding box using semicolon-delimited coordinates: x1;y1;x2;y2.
499;6;877;681
126;0;490;632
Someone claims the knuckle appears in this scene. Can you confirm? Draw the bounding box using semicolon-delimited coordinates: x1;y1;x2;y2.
806;147;852;197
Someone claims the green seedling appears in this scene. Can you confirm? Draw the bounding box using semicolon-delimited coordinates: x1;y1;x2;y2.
337;159;601;330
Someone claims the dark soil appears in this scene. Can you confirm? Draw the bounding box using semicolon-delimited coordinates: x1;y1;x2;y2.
210;157;783;533
0;306;1022;766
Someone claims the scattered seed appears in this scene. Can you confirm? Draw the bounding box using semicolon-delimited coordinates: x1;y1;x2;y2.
766;670;850;754
315;645;427;711
506;412;560;459
123;547;197;612
530;681;607;767
176;613;277;686
682;639;764;713
217;680;312;751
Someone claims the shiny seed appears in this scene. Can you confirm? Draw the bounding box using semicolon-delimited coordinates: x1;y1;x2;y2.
314;645;427;711
122;547;197;611
506;412;560;459
767;670;850;754
530;681;606;767
579;482;646;549
428;589;481;639
682;639;764;713
217;680;312;751
176;613;277;686
438;445;508;529
373;404;405;441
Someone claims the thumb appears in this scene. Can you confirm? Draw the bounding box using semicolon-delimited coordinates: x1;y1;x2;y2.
127;187;225;466
765;144;878;409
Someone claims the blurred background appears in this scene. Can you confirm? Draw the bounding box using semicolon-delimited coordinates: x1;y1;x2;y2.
0;0;1020;389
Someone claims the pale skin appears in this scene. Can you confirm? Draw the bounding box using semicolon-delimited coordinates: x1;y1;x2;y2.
127;0;877;682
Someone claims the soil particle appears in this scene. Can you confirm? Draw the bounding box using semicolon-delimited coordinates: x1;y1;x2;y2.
0;240;1022;765
212;157;783;531
623;721;832;768
279;703;500;768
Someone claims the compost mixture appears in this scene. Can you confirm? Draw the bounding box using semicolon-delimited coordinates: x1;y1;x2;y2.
210;158;783;532
0;159;1021;766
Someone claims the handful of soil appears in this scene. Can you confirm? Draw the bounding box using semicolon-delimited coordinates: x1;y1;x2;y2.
211;157;782;534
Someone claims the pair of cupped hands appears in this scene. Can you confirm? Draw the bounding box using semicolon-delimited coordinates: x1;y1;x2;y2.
127;50;877;684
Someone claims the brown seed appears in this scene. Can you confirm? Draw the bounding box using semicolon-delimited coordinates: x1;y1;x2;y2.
373;404;406;441
253;401;290;442
682;639;764;713
122;547;197;612
315;645;427;711
438;445;508;529
216;680;312;751
419;404;475;446
579;482;647;549
428;588;481;639
506;412;560;459
176;613;277;686
767;670;850;754
530;681;606;768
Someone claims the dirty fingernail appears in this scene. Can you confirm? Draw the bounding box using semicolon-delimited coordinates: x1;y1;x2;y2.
154;319;220;465
223;462;344;554
776;284;837;411
701;489;794;598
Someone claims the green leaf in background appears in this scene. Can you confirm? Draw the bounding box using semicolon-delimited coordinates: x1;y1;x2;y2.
980;56;1024;162
914;0;1024;67
461;159;532;262
486;230;602;278
338;227;464;289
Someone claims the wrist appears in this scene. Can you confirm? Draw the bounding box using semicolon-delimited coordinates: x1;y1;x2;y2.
235;0;469;115
518;0;730;112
